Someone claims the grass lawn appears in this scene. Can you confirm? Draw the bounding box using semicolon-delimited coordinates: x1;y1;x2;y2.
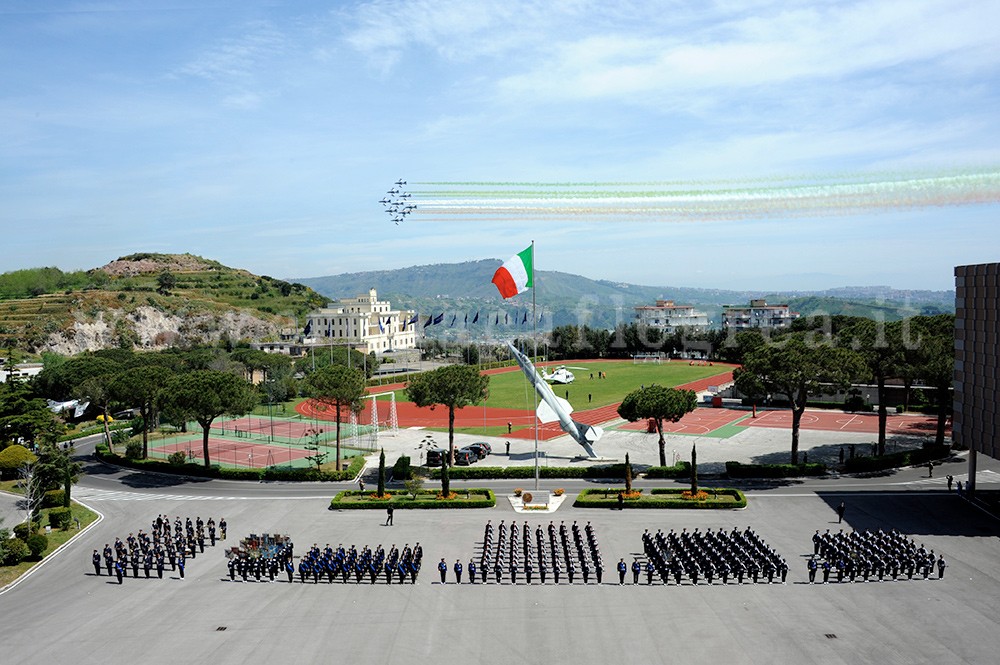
0;501;100;588
388;360;729;411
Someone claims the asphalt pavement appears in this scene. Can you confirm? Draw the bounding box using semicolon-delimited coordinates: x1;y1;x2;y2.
2;430;999;664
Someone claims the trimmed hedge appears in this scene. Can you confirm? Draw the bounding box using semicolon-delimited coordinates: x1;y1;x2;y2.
644;462;691;479
329;488;496;510
725;461;828;479
48;507;72;530
842;445;951;473
95;443;366;482
426;464;630;480
42;489;66;509
574;487;747;509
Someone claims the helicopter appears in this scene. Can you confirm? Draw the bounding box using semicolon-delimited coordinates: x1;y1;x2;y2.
541;365;589;384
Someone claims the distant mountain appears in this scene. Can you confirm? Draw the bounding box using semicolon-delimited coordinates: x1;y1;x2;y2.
293;261;955;331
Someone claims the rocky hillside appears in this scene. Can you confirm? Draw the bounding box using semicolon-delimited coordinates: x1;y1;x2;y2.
0;253;326;355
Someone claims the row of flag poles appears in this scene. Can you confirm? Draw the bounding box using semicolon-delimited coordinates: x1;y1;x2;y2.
404;309;542;330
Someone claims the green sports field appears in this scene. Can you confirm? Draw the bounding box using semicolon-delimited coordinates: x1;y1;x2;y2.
392;360;731;411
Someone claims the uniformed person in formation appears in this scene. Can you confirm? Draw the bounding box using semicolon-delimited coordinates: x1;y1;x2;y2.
438;558;448;584
617;558;627;585
92;550;102;576
453;559;463;584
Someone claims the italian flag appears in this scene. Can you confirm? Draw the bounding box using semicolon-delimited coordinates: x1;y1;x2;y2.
491;244;533;299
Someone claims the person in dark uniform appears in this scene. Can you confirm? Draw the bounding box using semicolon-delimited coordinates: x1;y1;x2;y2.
92;550;102;576
539;559;547;584
219;518;227;540
525;559;533;585
468;559;477;584
836;502;846;523
631;559;641;584
115;558;124;584
177;552;186;579
453;559;463;584
553;559;561;584
616;558;627;585
156;554;165;579
494;560;502;584
567;560;576;584
131;550;139;578
384;560;393;585
386;506;394;526
822;559;831;583
808;556;817;583
509;560;518;585
438;558;448;583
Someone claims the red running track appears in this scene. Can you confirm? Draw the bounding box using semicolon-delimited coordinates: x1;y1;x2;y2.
297;368;736;441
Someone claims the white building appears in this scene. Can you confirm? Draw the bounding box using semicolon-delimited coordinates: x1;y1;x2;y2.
722;299;798;331
634;300;709;333
304;288;416;354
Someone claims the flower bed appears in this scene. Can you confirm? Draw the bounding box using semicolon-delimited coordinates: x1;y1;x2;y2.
329;488;496;510
574;487;746;509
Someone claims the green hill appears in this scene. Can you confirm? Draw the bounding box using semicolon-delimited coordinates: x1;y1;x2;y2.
0;253;326;353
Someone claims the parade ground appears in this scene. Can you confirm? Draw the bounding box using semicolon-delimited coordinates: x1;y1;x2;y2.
2;449;1000;665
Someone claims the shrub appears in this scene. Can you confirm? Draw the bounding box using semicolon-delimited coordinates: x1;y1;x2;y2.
392;455;412;481
843;445;951;473
124;440;143;460
644;461;691;479
42;489;66;508
26;533;48;558
13;522;34;541
426;464;630;481
167;451;187;466
95;442;366;482
725;461;827;478
48;507;72;530
3;537;30;566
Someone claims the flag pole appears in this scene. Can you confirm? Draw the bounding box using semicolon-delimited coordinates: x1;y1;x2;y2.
532;240;539;491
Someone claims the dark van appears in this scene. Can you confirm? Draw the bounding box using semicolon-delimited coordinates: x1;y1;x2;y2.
425;448;446;467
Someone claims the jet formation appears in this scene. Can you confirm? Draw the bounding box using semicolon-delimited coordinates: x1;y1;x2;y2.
381;179;415;224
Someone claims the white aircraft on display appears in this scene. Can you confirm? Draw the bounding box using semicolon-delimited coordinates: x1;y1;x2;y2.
541;365;588;384
506;343;603;458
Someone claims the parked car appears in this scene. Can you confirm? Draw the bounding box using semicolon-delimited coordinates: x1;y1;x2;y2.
467;442;490;460
454;448;476;465
470;441;492;455
425;448;446;467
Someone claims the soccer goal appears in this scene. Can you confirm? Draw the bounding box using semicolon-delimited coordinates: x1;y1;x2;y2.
350;392;399;451
632;353;665;364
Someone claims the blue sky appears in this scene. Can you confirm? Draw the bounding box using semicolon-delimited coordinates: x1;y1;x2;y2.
2;0;998;291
